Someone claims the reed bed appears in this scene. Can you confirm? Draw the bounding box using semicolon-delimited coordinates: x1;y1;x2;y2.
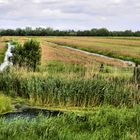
0;68;139;107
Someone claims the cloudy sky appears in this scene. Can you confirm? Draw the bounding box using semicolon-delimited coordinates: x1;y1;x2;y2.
0;0;140;30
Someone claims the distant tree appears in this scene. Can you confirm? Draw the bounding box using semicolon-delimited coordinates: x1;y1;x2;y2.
25;27;33;36
91;28;98;36
0;27;140;36
135;31;140;37
123;30;133;36
96;28;110;36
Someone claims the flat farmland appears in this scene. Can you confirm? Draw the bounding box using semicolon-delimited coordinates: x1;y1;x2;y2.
3;36;132;67
47;37;140;64
0;36;140;140
1;36;133;78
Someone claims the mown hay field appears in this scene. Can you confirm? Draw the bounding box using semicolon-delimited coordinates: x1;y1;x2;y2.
47;36;140;64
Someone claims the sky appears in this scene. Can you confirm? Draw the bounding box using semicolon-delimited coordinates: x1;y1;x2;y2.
0;0;140;31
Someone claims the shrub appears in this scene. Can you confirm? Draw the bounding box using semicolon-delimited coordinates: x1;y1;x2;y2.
12;40;41;71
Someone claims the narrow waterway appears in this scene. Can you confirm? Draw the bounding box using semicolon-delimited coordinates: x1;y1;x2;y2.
0;43;14;71
47;41;135;67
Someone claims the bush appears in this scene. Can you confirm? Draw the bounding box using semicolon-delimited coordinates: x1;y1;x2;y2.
12;40;41;71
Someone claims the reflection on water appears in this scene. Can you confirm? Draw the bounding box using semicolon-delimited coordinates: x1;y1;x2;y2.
1;107;63;120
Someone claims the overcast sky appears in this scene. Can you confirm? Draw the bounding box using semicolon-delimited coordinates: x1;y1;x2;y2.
0;0;140;30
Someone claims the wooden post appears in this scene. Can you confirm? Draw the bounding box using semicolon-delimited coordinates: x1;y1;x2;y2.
133;63;140;89
99;63;104;72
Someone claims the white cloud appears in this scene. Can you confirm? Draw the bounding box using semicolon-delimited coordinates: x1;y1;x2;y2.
0;0;139;30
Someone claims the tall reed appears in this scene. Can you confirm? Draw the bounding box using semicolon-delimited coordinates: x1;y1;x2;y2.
0;68;139;107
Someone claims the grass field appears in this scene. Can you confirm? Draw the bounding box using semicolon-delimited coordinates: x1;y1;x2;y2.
1;36;134;77
0;106;139;140
3;36;135;67
47;37;140;64
0;36;140;139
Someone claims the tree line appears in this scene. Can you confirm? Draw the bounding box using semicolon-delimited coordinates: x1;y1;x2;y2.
0;27;140;36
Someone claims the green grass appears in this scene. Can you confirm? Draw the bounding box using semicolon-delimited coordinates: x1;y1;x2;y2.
0;105;139;140
0;68;139;107
39;60;86;76
0;93;13;114
0;37;140;140
0;45;7;64
40;60;133;79
51;41;140;64
80;47;140;64
46;37;140;64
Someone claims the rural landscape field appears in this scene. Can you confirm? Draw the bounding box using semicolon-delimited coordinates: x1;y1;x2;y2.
0;35;140;139
0;0;140;139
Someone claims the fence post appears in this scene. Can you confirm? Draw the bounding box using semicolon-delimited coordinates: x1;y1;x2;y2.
133;63;140;89
99;64;104;72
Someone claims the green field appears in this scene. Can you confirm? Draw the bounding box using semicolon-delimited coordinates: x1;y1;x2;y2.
0;36;140;140
47;37;140;64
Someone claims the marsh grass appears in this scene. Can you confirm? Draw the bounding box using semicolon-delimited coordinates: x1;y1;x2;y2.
39;60;87;78
0;67;139;108
0;105;139;140
0;93;13;114
38;60;133;79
